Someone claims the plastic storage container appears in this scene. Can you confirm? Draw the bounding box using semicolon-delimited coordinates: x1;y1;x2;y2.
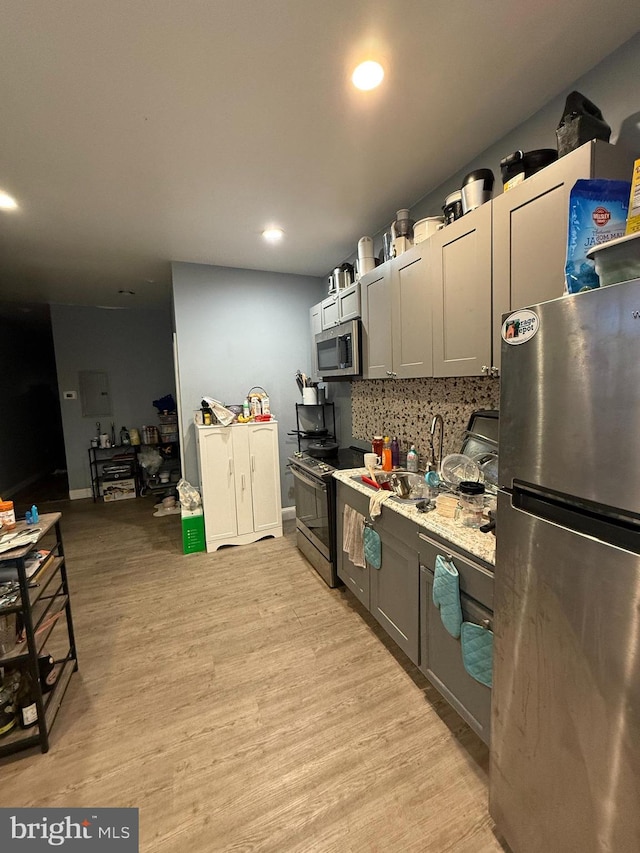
456;481;486;528
0;500;16;530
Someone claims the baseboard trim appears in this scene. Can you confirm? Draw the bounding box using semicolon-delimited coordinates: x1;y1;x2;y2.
281;505;296;521
69;488;93;501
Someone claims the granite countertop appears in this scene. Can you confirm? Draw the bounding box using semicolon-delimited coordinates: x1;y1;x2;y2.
333;469;496;567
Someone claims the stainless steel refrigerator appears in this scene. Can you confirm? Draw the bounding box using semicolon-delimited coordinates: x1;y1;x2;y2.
490;278;640;853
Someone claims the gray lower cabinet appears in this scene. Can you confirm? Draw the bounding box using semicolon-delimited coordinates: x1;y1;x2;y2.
336;480;495;742
370;522;419;664
336;482;419;663
418;530;494;745
336;482;371;609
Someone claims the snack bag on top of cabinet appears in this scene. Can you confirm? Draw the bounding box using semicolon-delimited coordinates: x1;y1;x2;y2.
565;179;630;293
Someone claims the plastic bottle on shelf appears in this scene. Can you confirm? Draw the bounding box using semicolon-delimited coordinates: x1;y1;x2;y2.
382;437;393;472
120;426;130;445
242;399;250;419
406;445;419;473
391;437;400;469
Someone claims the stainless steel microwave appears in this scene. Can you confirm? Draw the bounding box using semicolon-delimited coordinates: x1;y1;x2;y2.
315;319;361;378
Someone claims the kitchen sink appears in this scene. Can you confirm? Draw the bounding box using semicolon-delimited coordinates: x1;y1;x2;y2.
351;471;426;502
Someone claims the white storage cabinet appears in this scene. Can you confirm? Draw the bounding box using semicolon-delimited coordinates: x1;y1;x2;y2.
196;422;283;552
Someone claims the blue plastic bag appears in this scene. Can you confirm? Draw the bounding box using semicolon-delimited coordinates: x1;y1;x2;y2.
565;179;630;293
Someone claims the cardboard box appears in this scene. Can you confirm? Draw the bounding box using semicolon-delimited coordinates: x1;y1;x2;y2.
103;478;136;502
626;158;640;235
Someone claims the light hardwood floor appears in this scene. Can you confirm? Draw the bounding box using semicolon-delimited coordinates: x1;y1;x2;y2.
0;496;509;852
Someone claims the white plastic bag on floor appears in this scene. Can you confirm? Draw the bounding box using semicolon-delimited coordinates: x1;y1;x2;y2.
177;479;202;511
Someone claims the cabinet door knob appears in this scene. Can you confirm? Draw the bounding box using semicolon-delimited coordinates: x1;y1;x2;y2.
490;366;500;377
481;365;489;374
386;370;394;376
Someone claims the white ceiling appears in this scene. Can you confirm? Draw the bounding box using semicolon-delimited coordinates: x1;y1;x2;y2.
1;1;639;309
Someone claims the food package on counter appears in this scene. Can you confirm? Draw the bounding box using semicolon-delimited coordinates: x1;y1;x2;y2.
177;479;202;512
626;158;640;236
565;179;631;293
201;397;235;426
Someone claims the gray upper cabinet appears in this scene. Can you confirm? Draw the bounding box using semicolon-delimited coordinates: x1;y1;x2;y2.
337;282;361;323
391;246;432;379
320;294;340;329
309;301;322;382
361;265;393;379
320;282;361;330
492;140;634;370
361;245;431;379
430;202;492;377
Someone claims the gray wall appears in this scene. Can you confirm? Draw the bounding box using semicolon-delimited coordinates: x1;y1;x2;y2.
408;31;640;227
51;304;175;495
172;262;325;508
339;33;640;266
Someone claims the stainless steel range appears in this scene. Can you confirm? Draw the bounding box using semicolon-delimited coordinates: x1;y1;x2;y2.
288;447;365;587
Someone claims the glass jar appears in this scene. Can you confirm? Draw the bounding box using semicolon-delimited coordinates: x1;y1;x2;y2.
456;481;486;528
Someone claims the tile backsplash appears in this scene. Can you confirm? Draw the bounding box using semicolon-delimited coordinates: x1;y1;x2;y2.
351;377;500;465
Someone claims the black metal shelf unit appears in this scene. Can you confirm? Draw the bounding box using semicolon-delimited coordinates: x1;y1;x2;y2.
88;445;139;502
0;513;78;757
290;403;336;453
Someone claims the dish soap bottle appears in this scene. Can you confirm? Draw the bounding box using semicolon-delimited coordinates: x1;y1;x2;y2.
391;436;400;469
382;437;393;472
406;444;419;473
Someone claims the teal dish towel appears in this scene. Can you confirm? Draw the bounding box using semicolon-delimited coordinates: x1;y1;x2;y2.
363;525;381;570
432;555;463;638
461;622;494;688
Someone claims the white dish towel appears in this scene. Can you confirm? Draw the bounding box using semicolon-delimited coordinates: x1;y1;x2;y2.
343;505;365;568
369;490;394;519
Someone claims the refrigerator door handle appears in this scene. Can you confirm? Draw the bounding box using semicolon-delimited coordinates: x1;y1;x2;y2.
512;484;640;555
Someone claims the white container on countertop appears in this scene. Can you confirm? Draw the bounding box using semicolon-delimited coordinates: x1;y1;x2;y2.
302;387;318;405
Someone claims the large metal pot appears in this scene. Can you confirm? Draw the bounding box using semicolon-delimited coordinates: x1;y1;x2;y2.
307;440;339;459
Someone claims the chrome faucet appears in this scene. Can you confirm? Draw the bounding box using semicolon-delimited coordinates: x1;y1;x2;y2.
429;414;444;472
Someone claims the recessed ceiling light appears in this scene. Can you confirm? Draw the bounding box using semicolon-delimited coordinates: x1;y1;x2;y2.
262;227;284;243
0;190;18;210
352;61;384;91
118;289;136;296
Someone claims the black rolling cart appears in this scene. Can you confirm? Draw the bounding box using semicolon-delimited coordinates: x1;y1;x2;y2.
88;445;139;502
289;402;336;453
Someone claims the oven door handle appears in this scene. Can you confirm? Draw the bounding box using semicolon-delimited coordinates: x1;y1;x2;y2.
290;467;328;492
